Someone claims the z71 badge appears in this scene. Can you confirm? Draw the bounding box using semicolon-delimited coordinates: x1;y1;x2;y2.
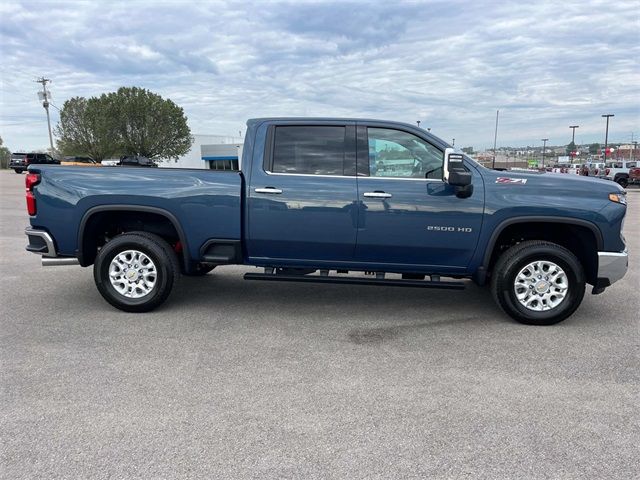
496;177;527;184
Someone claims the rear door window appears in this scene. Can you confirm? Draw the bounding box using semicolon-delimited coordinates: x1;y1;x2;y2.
271;126;346;176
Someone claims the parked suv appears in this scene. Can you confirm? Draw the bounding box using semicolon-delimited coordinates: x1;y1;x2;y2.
603;160;636;188
9;153;60;173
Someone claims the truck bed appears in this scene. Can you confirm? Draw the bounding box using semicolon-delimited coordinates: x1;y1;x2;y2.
30;166;243;262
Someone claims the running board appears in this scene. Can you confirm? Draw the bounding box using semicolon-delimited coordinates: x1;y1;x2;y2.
243;273;465;290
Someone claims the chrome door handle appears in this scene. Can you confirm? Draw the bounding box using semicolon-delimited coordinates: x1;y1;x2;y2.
363;191;392;198
255;187;283;194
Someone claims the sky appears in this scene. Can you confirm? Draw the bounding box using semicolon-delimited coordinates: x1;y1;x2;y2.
1;0;639;152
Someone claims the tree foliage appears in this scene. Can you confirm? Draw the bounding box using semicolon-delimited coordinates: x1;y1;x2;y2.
589;143;600;154
566;141;576;155
0;135;11;169
55;96;119;161
55;87;192;161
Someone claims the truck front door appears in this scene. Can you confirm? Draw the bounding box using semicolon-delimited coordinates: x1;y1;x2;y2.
247;123;358;264
355;125;484;270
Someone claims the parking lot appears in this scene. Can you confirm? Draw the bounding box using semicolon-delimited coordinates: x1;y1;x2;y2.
0;169;638;479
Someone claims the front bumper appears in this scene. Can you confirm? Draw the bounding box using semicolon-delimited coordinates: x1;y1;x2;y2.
596;250;628;289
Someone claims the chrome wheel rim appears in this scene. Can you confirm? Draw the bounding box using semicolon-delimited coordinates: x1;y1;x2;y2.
514;260;568;312
108;250;157;299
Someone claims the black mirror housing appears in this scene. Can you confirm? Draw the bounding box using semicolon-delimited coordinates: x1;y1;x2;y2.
448;170;472;186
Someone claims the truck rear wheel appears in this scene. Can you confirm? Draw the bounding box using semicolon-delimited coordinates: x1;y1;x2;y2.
94;232;179;312
491;240;585;325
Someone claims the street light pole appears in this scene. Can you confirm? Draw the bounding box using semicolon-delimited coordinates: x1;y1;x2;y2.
602;114;614;161
491;109;499;169
541;138;549;168
569;125;579;144
416;120;421;128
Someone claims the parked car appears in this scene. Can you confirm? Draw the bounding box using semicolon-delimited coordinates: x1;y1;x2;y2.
9;152;59;173
24;117;628;326
101;158;120;166
603;160;636;188
629;166;640;186
118;155;158;167
61;156;99;167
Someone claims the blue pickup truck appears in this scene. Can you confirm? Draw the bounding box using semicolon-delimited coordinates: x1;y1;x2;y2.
24;118;628;325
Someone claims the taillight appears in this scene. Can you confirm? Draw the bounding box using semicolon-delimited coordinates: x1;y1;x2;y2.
25;173;40;216
605;168;610;175
595;169;599;175
25;156;32;165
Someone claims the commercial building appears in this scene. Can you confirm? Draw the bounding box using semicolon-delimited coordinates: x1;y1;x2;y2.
160;134;243;170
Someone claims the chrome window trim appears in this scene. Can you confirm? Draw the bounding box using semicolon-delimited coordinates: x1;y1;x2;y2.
264;170;356;179
263;170;443;182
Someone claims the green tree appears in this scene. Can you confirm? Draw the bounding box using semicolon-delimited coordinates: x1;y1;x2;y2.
461;146;474;155
0;136;10;169
105;87;192;160
589;143;600;155
566;141;576;155
55;87;192;161
55;96;120;161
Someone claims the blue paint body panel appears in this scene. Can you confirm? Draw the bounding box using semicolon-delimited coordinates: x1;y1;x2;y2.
29;117;627;280
29;166;242;262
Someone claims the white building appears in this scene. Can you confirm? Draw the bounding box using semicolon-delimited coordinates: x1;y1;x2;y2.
160;134;243;170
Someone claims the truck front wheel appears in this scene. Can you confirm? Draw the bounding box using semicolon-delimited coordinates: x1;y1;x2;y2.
94;232;179;312
490;241;585;325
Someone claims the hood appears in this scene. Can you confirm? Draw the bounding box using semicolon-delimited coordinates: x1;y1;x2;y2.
481;168;625;195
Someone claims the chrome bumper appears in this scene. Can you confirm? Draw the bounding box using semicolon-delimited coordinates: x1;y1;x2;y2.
597;250;628;286
25;227;79;266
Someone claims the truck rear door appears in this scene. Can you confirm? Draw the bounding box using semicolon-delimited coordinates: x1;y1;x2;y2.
354;124;484;269
247;122;358;263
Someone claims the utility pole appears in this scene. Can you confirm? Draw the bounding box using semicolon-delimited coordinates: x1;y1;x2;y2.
492;109;499;169
416;120;421;128
452;138;455;147
541;138;548;168
35;77;54;153
602;114;614;161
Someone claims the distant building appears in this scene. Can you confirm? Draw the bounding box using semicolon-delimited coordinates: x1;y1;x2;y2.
160;134;243;170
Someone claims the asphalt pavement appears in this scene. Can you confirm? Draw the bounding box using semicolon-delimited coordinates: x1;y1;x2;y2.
1;169;638;479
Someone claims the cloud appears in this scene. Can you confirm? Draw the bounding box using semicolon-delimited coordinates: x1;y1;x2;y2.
1;0;638;151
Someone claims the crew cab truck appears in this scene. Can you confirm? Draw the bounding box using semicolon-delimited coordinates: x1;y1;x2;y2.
24;118;628;325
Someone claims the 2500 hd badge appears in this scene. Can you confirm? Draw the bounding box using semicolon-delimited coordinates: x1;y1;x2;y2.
427;226;473;233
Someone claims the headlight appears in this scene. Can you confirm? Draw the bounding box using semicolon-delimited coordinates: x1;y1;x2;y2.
609;192;627;205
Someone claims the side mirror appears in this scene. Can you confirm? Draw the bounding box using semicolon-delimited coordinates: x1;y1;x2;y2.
443;148;472;186
444;148;473;198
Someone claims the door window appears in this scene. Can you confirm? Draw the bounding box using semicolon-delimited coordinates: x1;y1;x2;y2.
367;128;443;179
271;126;346;176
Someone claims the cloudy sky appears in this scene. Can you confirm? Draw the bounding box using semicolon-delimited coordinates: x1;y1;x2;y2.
1;0;638;152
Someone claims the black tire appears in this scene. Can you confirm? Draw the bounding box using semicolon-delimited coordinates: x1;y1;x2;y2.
93;232;179;312
490;240;585;325
14;169;22;174
616;177;628;188
183;263;216;276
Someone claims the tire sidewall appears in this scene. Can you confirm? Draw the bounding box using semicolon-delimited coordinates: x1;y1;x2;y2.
500;246;584;323
94;237;172;311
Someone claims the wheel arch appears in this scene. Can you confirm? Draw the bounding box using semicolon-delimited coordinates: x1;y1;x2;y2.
481;216;602;285
77;205;190;268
